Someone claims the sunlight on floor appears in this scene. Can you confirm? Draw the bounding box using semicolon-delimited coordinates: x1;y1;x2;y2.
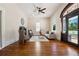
67;47;78;56
35;42;41;55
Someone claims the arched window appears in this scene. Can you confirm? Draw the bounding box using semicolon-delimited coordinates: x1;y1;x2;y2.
61;3;79;46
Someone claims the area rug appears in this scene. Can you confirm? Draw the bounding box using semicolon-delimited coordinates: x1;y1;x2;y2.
29;36;49;42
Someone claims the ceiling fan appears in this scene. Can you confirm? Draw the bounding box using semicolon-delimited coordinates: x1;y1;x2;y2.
33;4;46;14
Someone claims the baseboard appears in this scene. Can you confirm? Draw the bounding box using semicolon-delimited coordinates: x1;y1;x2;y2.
1;39;18;49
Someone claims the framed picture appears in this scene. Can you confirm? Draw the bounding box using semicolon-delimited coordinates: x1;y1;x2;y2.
21;18;24;25
53;25;56;30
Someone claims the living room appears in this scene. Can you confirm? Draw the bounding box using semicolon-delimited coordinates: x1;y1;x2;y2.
0;2;79;56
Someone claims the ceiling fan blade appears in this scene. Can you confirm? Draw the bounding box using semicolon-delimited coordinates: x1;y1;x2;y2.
33;4;36;9
41;11;45;14
33;4;37;12
41;8;46;11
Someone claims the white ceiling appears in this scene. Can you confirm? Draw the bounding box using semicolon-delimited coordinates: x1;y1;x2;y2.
16;3;67;18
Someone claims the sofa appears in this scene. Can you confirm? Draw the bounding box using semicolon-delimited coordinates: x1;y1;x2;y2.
45;32;56;39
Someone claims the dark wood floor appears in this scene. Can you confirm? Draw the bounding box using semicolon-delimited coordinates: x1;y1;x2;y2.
0;40;79;56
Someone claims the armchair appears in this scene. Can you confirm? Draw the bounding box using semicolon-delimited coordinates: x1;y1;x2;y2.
19;26;30;44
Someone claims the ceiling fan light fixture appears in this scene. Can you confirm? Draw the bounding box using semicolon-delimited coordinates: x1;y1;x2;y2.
33;4;46;15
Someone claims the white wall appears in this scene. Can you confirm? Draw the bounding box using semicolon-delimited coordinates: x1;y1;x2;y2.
50;4;67;40
0;4;27;48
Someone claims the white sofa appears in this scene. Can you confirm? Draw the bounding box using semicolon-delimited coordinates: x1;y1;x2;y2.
45;32;56;39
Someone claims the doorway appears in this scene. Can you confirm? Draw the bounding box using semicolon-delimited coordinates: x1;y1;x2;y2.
68;16;78;44
61;8;79;46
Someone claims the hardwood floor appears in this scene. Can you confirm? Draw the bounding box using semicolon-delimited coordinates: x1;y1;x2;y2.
0;40;79;56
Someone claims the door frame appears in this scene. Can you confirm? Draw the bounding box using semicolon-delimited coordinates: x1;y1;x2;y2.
63;8;79;46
